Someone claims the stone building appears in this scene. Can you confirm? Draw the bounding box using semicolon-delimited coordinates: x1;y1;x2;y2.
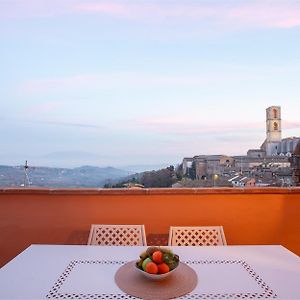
261;106;282;156
290;141;300;186
181;106;298;183
280;137;300;155
259;106;300;156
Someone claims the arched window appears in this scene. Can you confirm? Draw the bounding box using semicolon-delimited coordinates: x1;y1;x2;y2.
273;109;278;118
274;122;278;131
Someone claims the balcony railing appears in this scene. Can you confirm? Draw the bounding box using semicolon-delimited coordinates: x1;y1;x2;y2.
0;187;300;267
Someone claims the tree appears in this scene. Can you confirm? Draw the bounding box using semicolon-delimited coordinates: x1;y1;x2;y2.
175;164;183;181
188;161;197;180
140;166;176;188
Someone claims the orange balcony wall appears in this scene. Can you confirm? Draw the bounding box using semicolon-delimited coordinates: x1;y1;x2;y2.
0;187;300;267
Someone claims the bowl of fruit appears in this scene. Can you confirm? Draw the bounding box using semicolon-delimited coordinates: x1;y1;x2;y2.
135;247;180;280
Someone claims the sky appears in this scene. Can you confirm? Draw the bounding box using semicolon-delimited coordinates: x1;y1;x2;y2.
1;0;300;168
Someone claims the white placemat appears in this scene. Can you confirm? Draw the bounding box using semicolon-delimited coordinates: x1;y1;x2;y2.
47;259;277;299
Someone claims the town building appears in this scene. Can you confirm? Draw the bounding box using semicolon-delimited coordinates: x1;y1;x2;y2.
290;141;300;186
181;106;299;186
257;106;300;156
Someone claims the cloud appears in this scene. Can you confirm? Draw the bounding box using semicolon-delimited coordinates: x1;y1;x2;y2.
42;150;102;159
73;2;126;16
128;118;300;147
36;120;103;129
28;101;62;114
2;1;300;29
20;72;210;94
20;68;274;94
282;120;300;129
0;0;71;19
72;1;300;29
130;117;265;136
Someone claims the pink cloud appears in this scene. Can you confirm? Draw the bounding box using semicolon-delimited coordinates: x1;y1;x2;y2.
226;3;300;29
130;117;265;136
0;0;72;19
129;117;300;139
20;72;210;94
282;120;300;129
73;3;126;15
20;70;268;95
22;75;95;93
2;1;300;29
71;1;300;29
38;120;103;129
28;101;61;113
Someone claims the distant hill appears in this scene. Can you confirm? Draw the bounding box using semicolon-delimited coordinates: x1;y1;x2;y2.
0;165;131;188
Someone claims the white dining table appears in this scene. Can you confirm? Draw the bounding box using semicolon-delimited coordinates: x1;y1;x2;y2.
0;245;299;299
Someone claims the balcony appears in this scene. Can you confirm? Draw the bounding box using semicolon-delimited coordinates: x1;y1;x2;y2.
0;187;300;267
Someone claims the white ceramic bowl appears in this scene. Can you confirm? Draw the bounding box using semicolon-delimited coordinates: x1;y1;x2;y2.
135;263;179;281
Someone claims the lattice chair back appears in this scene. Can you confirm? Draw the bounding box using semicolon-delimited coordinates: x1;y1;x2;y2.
88;224;147;246
168;226;227;246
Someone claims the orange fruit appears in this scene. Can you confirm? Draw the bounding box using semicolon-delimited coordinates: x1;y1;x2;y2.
145;262;158;274
152;251;163;264
157;263;170;274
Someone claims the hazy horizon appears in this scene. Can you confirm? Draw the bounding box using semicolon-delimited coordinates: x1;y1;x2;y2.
0;159;173;172
1;1;300;167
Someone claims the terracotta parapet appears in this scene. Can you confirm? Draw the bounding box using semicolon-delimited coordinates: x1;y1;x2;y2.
1;187;300;195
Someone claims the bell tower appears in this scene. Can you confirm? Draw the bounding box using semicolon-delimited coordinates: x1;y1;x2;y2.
265;106;281;155
266;106;281;142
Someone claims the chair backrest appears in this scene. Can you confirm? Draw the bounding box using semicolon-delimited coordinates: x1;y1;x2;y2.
88;224;147;246
168;226;227;246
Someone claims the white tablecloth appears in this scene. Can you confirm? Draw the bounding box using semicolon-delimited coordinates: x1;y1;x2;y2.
0;245;299;299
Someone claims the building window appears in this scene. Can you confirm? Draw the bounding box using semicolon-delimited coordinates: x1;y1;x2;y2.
274;122;278;131
273;109;278;118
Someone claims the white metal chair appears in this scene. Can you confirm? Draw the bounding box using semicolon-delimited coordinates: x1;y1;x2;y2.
168;226;227;246
88;224;147;246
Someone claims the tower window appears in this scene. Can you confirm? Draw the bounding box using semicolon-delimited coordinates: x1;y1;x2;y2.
273;109;278;118
274;122;278;131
